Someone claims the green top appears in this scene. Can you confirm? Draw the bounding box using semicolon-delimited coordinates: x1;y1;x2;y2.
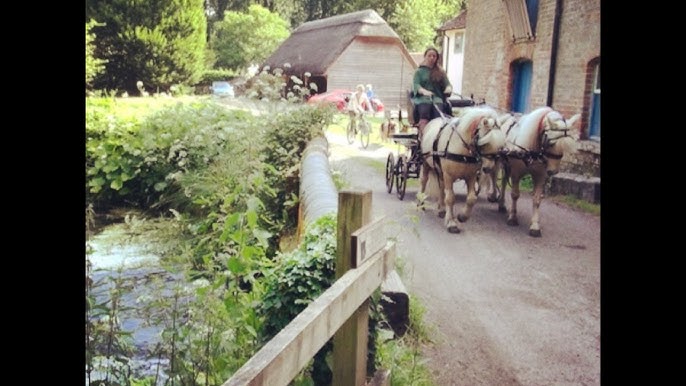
411;65;451;106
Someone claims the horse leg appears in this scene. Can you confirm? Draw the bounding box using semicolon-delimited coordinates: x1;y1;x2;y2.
528;174;547;237
498;163;510;213
436;170;447;219
486;166;499;203
506;171;521;226
457;174;478;223
442;174;460;233
418;162;430;210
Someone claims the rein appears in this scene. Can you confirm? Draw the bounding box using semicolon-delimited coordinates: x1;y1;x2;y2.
501;118;570;166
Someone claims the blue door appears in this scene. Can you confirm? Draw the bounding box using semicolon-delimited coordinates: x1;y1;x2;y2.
526;0;540;35
589;63;600;140
512;61;532;113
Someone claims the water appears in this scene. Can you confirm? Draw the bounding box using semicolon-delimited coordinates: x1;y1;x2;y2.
87;224;182;385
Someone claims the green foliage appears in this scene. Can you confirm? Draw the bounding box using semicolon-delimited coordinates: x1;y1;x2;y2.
210;4;290;71
87;0;207;94
375;295;436;386
139;274;267;385
259;214;337;336
86;97;256;210
86;267;137;386
390;0;465;51
259;214;338;384
260;103;334;239
198;68;238;84
86;19;107;90
550;194;600;216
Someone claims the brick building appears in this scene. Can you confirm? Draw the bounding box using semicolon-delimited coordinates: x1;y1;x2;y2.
445;0;600;177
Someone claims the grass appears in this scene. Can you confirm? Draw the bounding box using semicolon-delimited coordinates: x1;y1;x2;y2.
549;194;600;216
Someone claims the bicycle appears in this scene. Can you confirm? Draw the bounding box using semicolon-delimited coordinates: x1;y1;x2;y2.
346;110;371;149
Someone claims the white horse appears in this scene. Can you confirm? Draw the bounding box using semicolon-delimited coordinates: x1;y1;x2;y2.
486;107;580;237
419;106;506;233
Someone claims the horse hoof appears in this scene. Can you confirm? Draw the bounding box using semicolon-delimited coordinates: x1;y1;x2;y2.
438;210;446;218
498;206;507;213
529;229;542;237
448;225;461;234
506;218;519;226
457;214;468;223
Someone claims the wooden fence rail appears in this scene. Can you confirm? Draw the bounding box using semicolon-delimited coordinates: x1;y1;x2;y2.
223;190;394;386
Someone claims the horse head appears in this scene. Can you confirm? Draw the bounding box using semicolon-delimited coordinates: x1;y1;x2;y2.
541;110;580;176
472;110;506;173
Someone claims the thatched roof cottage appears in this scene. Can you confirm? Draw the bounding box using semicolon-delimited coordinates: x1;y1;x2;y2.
262;9;417;110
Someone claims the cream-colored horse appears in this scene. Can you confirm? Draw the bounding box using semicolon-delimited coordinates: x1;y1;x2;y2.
419;107;505;233
486;107;580;237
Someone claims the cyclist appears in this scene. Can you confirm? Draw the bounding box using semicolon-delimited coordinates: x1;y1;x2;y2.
347;84;372;133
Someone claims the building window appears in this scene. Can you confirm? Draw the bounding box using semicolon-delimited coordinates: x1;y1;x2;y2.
503;0;539;42
589;63;600;141
453;32;463;53
511;60;533;113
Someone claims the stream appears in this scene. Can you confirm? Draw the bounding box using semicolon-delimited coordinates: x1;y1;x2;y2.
87;222;183;385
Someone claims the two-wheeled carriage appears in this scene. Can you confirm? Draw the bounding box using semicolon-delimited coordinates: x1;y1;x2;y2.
385;130;422;200
384;94;482;201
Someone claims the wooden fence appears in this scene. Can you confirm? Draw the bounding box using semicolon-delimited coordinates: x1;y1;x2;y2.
223;190;395;386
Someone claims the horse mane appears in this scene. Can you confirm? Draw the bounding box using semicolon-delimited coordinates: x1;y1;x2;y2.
457;107;499;137
518;107;554;136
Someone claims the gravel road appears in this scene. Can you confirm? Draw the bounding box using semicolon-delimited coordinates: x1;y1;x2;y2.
325;130;600;386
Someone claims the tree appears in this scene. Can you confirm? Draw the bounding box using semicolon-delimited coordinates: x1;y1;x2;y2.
87;0;207;94
86;19;107;90
210;4;289;71
389;0;465;52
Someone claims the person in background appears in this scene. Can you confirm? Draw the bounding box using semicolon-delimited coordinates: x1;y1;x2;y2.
348;84;371;116
347;84;372;133
411;47;452;137
366;84;374;100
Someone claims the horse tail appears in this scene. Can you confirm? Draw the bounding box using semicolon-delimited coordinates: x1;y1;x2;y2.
423;168;442;201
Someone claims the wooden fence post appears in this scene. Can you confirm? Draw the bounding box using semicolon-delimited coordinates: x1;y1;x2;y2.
333;189;372;386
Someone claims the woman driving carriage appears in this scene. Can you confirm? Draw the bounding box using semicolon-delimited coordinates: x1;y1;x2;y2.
411;47;453;137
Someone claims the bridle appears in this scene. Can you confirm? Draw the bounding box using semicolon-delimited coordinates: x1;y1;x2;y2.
500;115;572;167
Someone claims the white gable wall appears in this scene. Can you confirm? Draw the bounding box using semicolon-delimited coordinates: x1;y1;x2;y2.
441;29;466;95
327;39;417;110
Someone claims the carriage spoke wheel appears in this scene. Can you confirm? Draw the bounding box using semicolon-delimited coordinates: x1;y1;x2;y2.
346;117;356;144
385;153;395;193
396;155;408;200
359;120;370;149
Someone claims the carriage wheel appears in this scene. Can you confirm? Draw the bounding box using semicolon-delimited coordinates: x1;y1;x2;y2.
359;120;370;149
346;117;356;144
385;153;395;193
396;155;408;200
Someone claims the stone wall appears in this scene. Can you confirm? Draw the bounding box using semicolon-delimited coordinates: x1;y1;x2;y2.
562;140;600;177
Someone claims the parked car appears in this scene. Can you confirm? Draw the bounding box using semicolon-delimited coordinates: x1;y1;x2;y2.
307;89;384;113
211;81;234;98
306;89;351;111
